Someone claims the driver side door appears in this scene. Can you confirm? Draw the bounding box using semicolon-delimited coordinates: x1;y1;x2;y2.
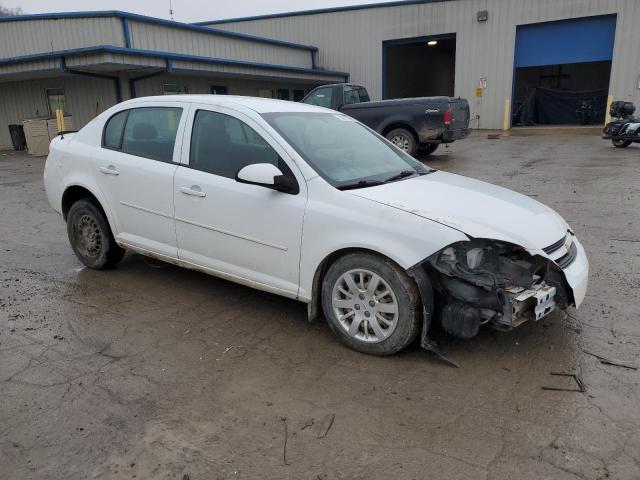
173;105;307;297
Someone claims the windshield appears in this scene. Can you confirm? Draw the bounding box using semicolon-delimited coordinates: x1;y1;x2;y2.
262;112;431;189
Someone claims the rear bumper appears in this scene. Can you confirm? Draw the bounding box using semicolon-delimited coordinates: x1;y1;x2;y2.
441;127;471;143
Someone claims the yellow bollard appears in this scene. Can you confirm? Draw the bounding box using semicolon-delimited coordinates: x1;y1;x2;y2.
604;95;613;125
502;99;510;131
56;108;64;132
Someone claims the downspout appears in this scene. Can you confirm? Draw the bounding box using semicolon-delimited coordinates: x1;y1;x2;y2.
61;57;123;103
129;59;172;98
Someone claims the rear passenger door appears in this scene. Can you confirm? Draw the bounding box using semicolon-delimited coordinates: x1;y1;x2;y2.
95;103;189;258
173;104;307;297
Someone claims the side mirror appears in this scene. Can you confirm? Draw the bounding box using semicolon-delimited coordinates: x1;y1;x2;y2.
235;163;298;194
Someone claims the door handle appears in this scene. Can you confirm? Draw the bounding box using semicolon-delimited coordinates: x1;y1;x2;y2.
99;165;119;176
180;186;206;197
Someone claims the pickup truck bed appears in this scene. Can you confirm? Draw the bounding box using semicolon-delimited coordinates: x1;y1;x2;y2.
302;84;471;156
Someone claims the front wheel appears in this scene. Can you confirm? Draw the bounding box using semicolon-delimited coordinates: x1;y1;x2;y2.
321;253;421;355
386;128;418;156
612;139;632;148
67;199;125;269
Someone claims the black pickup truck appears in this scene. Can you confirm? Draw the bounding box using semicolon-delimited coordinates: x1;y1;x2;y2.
301;83;471;156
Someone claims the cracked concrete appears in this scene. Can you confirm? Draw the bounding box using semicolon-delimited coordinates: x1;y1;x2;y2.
1;133;639;479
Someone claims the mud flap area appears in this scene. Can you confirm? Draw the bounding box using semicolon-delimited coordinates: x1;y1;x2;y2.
407;264;459;368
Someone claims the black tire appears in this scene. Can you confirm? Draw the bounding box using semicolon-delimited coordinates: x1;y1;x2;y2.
321;252;422;356
421;143;440;156
386;128;418;156
66;199;125;269
612;139;632;148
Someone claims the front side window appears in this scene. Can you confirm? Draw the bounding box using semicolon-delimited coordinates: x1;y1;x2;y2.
102;107;182;162
302;87;333;108
190;110;279;179
263;112;428;188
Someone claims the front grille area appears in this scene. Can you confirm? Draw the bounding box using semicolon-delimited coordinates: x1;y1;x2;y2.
556;241;578;269
543;234;567;255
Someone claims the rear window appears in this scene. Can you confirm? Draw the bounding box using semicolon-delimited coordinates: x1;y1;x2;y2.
102;107;183;163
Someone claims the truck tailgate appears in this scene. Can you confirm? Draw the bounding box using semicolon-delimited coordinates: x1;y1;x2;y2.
448;99;470;130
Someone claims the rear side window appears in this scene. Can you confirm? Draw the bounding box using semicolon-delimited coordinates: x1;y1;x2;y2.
103;110;128;149
343;87;360;106
303;87;333;108
189;110;279;179
358;88;370;102
102;107;182;163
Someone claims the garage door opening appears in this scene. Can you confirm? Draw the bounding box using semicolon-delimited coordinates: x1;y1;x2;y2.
383;35;456;99
513;61;612;126
512;15;616;127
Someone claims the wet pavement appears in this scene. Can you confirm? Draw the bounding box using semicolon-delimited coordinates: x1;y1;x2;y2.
1;134;639;480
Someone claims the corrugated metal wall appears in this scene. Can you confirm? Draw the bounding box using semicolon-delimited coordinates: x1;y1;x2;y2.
0;75;117;148
208;0;640;129
170;61;344;82
0;17;125;58
128;20;312;68
133;73;315;98
0;72;319;149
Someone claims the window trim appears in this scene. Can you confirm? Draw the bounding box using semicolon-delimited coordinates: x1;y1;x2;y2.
100;106;184;163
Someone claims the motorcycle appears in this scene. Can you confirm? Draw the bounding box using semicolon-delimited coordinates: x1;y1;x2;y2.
602;101;640;148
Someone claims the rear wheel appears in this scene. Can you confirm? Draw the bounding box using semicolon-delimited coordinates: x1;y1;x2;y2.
386;128;418;156
421;143;440;155
67;199;125;269
321;253;421;355
612;139;632;148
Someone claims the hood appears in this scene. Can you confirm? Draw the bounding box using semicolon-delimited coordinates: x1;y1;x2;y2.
350;171;569;251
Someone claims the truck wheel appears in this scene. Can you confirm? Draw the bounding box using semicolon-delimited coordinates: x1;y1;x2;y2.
612;139;631;148
421;143;439;155
386;128;418;156
67;199;125;269
321;252;421;356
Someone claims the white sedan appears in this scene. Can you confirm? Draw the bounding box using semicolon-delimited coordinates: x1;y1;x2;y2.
44;95;588;355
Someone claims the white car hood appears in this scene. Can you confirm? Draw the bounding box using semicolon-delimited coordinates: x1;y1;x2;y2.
350;171;569;251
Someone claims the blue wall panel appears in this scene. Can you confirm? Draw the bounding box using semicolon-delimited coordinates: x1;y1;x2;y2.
515;15;616;68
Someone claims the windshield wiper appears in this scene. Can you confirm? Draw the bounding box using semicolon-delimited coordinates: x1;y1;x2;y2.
383;170;419;183
337;179;385;191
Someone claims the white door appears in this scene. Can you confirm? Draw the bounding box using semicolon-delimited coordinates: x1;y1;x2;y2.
173;105;306;297
94;103;188;257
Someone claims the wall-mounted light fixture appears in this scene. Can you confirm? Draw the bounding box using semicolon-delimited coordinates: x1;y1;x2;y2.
427;40;438;46
477;10;489;22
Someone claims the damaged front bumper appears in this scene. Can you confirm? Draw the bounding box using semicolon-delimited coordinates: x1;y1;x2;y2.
409;233;589;343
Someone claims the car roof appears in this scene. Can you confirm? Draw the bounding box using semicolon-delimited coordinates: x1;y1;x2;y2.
122;94;333;114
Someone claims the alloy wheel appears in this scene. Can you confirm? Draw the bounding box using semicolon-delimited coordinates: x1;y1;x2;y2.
331;269;399;343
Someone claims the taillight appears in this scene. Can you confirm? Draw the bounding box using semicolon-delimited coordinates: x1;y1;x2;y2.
443;106;452;125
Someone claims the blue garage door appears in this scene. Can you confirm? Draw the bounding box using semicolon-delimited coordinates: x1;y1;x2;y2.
515;15;616;68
